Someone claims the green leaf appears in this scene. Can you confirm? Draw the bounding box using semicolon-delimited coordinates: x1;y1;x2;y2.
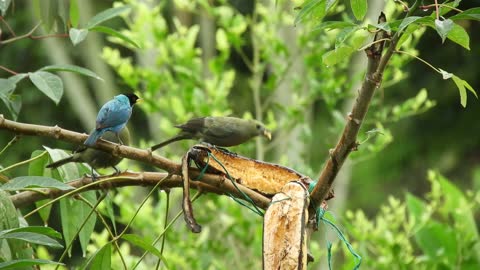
0;0;11;16
0;93;21;121
322;46;354;66
452;75;477;107
40;64;103;80
89;26;140;48
446;23;470;50
122;234;170;268
70;0;79;26
335;26;361;48
7;73;28;85
350;0;367;21
294;0;326;25
28;71;63;104
434;19;454;43
0;259;63;269
85;5;130;29
0;232;63;248
0;79;16;95
69;28;89;46
313;21;357;31
1;176;74;191
0;226;61;239
406;193;427;231
103;193;117;235
398;16;422;33
415;221;457;263
60;191;97;257
28;150;53;223
450;7;480;21
0;191;18;231
80;243;111;270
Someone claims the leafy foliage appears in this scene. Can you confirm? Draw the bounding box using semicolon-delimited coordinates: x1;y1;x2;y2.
337;172;480;269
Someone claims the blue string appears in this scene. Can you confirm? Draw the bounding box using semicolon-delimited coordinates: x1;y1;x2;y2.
317;207;362;270
193;151;264;216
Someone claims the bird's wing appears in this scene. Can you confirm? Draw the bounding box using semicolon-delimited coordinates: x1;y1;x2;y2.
96;100;132;129
203;121;239;139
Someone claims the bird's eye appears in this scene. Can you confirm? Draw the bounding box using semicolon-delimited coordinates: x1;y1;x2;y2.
256;124;261;129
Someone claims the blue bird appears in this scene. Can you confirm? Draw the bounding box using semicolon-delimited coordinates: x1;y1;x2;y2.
84;93;141;146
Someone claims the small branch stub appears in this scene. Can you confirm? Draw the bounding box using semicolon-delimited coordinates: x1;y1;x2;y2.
263;181;309;270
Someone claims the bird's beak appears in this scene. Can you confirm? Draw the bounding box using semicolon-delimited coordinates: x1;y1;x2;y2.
263;130;272;140
136;98;143;104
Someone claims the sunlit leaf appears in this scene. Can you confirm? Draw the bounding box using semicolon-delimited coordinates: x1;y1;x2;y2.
313;21;357;31
85;6;130;29
398;16;422;33
41;64;103;80
450;7;480;21
446;23;470;50
322;46;354;66
452;75;477;107
294;0;326;25
350;0;367;21
69;28;89;46
0;176;74;191
29;71;64;104
89;26;140;48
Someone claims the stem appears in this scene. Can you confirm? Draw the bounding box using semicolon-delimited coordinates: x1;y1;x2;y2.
434;0;439;20
0;135;20;158
395;50;441;73
155;190;170;270
80;193;128;270
0;65;18;75
420;4;463;13
0;22;41;45
55;193;107;270
131;192;202;270
0;16;16;36
0;151;47;174
114;174;171;240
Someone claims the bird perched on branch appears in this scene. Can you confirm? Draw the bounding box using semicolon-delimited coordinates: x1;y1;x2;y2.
84;93;140;146
47;127;130;176
150;116;272;151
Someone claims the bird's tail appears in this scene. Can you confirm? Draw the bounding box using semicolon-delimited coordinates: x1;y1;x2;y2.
84;129;105;146
150;134;190;151
46;156;74;169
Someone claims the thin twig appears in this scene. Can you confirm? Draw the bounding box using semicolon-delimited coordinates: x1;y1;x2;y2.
395;50;441;73
0;16;16;36
419;4;463;13
155;190;170;270
0;135;20;158
114;174;171;240
80;192;128;270
131;192;202;270
0;151;47;174
0;65;18;75
0;22;41;45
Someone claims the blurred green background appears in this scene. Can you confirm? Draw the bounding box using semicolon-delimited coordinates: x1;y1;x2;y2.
1;0;479;269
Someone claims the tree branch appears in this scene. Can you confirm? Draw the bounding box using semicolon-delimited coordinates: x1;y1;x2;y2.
0;116;271;209
310;13;390;208
10;172;270;210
